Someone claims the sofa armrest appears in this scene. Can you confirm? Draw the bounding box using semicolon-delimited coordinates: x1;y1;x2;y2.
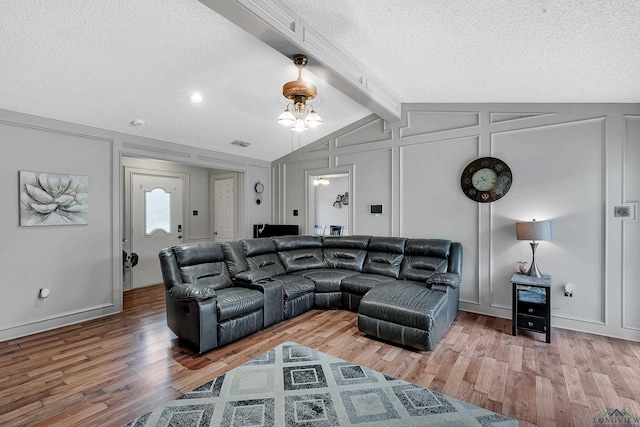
426;272;461;290
168;283;217;302
234;269;273;284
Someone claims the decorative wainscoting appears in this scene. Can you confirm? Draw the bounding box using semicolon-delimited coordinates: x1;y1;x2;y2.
272;104;640;341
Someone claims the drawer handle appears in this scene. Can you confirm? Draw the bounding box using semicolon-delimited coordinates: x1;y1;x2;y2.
528;308;534;313
528;322;534;327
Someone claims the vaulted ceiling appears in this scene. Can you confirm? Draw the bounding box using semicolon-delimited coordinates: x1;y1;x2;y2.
1;1;638;161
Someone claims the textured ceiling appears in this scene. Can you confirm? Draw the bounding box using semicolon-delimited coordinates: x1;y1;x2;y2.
282;0;640;103
1;1;639;162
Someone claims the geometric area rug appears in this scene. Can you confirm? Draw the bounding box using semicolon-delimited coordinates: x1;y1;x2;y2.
123;341;518;426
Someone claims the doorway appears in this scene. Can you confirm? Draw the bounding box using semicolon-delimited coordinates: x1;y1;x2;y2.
122;158;246;290
307;169;352;236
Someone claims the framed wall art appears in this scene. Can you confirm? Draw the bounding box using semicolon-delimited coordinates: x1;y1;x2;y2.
19;171;89;226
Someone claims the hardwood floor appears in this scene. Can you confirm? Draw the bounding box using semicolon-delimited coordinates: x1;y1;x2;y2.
1;285;639;426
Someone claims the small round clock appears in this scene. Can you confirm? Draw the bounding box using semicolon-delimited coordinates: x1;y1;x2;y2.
460;157;512;203
254;182;264;194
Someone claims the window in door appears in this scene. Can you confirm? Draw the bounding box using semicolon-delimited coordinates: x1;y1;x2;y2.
145;187;171;235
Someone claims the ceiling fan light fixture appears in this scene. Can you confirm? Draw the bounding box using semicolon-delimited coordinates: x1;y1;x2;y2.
277;109;296;127
291;117;308;132
304;109;322;127
313;176;329;185
277;54;322;132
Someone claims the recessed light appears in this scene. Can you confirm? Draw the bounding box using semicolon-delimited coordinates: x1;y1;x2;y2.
130;119;145;127
190;93;203;103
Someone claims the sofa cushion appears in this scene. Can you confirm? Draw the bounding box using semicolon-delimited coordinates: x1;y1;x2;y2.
173;241;225;266
242;238;287;277
172;242;233;290
272;235;323;251
358;280;447;331
323;248;367;271
276;275;316;300
322;236;369;271
299;269;359;293
340;273;396;296
215;287;264;321
399;239;451;282
367;236;407;254
244;237;278;256
362;237;406;278
322;235;371;249
179;263;233;290
276;248;325;273
221;241;249;277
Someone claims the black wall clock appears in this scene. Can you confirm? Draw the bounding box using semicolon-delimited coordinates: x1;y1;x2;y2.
254;182;264;194
460;157;512;203
254;181;264;205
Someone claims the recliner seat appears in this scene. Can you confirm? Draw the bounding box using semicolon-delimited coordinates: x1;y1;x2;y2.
159;242;265;353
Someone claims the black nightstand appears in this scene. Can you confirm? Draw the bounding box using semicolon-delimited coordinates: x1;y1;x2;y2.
511;273;551;343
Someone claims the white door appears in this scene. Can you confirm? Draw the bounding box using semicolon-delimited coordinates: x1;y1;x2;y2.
131;173;184;288
214;178;234;242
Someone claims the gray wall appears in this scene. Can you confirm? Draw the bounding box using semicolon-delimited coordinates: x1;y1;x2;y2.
272;104;640;341
0;109;271;341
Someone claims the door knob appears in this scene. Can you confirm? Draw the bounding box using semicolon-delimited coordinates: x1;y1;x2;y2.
177;235;183;239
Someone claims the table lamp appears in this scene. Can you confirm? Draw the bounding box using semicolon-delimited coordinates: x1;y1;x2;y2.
516;219;553;278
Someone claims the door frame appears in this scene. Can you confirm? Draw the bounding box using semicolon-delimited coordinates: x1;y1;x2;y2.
210;171;244;242
123;166;189;290
305;165;354;236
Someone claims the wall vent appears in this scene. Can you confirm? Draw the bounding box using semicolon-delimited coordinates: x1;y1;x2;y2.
230;140;251;147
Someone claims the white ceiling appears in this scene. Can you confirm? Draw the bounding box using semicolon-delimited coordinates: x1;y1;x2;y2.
1;1;638;162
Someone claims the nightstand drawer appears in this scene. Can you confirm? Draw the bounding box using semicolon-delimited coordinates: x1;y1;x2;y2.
517;301;546;317
517;314;546;332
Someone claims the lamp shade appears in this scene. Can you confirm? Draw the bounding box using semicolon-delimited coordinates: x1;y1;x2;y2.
516;220;553;241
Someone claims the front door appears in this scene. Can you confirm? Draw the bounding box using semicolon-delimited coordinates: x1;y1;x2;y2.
131;173;184;288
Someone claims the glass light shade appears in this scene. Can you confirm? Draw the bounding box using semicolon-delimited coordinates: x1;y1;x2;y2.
291;117;308;132
304;110;322;127
277;110;296;127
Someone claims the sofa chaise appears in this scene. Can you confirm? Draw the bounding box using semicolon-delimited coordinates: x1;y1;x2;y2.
159;235;462;354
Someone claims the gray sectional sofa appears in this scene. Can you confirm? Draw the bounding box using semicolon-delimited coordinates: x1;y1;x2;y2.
159;235;462;354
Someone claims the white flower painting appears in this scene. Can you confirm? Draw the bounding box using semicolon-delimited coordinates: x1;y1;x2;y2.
19;171;89;226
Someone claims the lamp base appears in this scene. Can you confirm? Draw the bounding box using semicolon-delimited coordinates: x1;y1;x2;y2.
526;242;543;278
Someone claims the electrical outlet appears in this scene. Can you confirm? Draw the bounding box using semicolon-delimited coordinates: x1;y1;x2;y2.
614;206;630;218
